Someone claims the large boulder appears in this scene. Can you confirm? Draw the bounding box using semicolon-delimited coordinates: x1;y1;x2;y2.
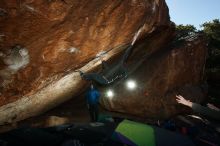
100;34;208;118
0;0;173;124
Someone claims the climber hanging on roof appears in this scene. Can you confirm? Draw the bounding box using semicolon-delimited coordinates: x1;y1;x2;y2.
78;24;145;85
78;44;133;85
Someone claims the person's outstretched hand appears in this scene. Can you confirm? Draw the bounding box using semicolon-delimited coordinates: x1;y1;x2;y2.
176;95;193;107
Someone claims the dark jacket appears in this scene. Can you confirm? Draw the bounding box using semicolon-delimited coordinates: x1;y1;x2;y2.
192;103;220;121
86;88;100;105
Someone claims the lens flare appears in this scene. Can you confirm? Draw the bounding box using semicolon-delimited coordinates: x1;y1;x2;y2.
106;90;114;99
126;80;136;90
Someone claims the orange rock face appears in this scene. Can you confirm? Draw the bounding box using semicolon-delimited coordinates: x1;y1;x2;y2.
0;0;169;104
0;0;206;124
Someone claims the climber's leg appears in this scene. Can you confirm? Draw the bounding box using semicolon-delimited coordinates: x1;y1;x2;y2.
78;70;109;85
121;45;133;64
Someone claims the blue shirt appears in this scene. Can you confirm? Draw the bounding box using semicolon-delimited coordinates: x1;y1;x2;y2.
86;89;100;105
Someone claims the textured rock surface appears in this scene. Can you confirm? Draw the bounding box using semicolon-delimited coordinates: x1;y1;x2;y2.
100;34;208;118
0;0;208;125
0;0;170;103
0;0;173;124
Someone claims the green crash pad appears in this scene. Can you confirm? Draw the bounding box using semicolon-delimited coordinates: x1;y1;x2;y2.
115;119;155;146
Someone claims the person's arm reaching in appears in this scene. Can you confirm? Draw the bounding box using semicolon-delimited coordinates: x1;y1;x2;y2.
176;95;220;121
